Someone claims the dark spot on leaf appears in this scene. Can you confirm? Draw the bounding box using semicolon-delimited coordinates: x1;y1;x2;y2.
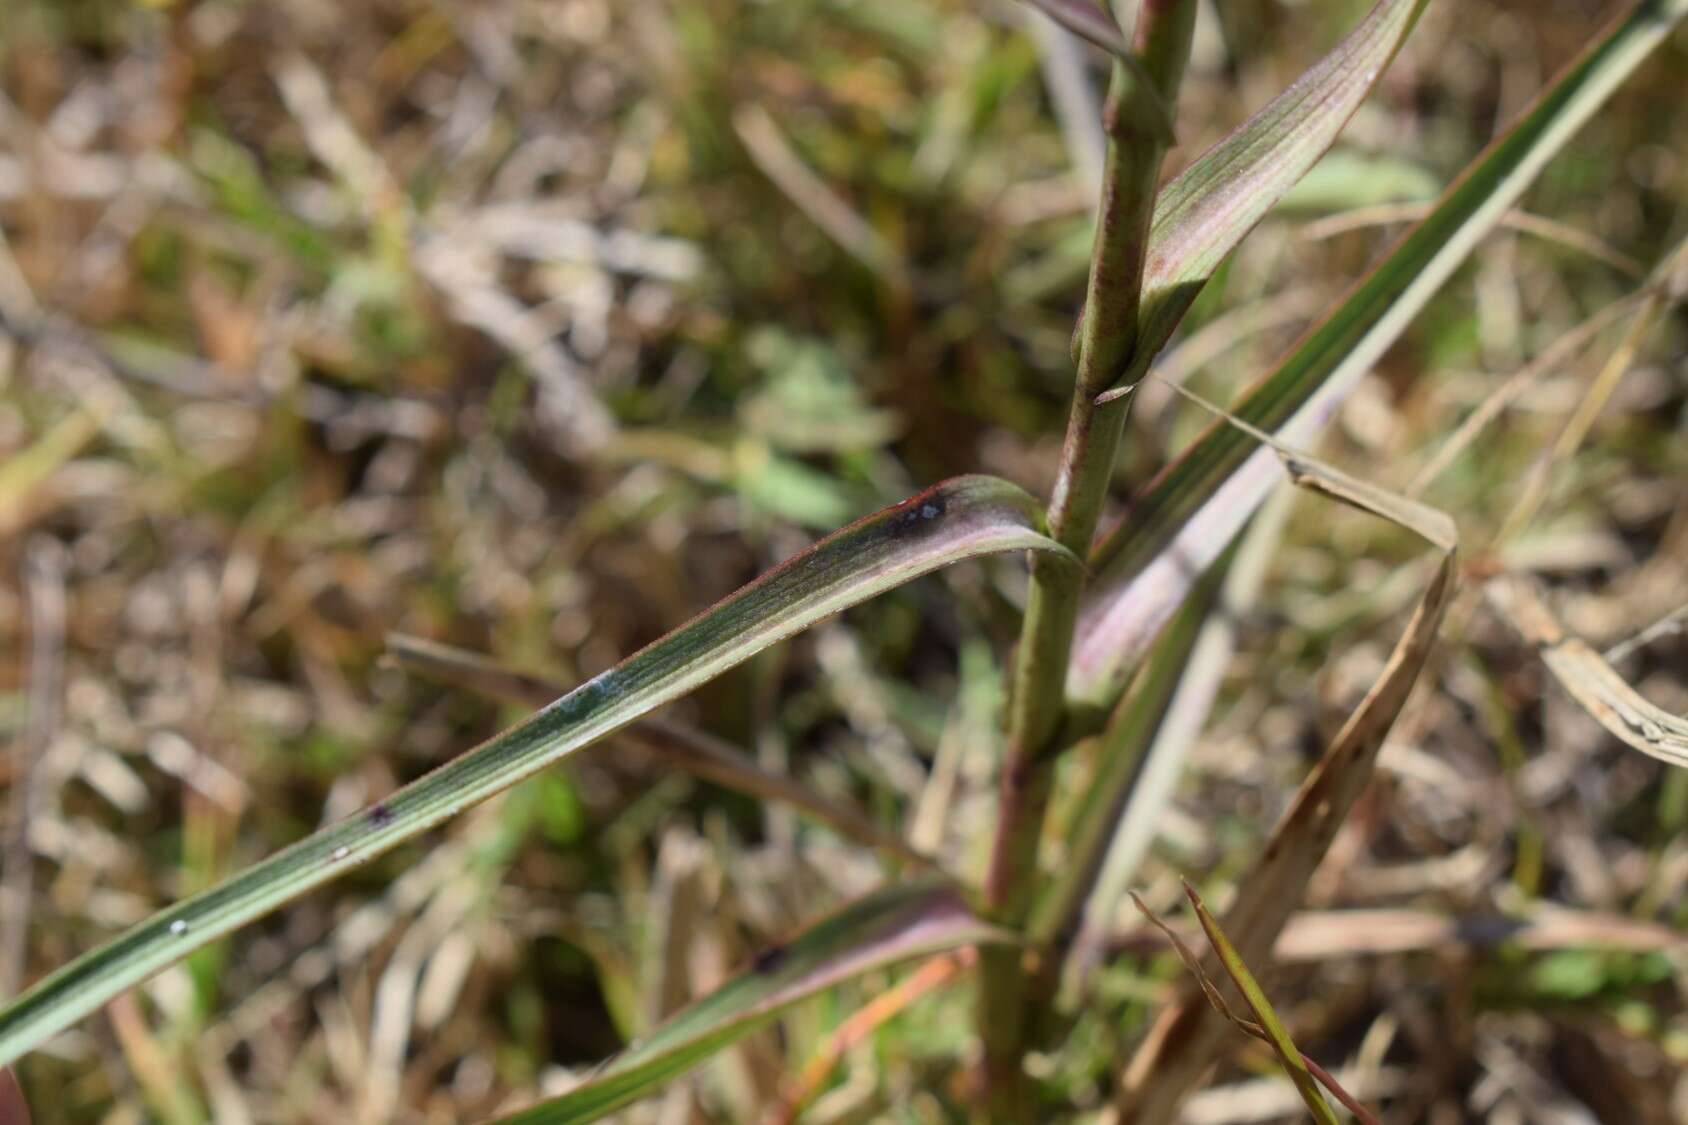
369;803;394;828
888;489;947;537
752;944;789;974
551;675;614;725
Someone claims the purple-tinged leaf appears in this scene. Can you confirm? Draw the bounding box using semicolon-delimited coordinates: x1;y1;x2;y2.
0;476;1069;1068
1019;0;1127;58
497;880;1010;1124
1071;0;1688;711
1096;0;1431;400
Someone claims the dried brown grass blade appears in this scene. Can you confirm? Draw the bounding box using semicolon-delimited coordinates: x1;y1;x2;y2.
1302;203;1644;277
1158;376;1456;553
1110;903;1684;961
1114;383;1457;1122
1116;557;1452;1120
1406;294;1643;496
1485;577;1688;769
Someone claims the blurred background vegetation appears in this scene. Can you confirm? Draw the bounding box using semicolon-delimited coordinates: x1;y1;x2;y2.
1;0;1686;1120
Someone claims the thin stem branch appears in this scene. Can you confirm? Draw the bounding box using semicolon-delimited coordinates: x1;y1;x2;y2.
977;2;1198;1116
1;538;66;997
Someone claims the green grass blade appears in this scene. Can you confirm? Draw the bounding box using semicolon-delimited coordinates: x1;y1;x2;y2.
385;634;937;864
0;475;1070;1068
1058;484;1295;999
496;879;1009;1123
1096;0;1430;399
1069;0;1688;710
1185;886;1341;1125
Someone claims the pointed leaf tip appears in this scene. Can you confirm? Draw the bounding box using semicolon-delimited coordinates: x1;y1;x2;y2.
1071;0;1687;708
0;475;1061;1069
497;880;1010;1123
1117;0;1431;394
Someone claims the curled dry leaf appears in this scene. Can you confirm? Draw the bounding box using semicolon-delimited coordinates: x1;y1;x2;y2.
1114;389;1457;1122
1485;576;1688;769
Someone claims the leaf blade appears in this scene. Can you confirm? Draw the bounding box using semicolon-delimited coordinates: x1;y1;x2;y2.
1018;0;1127;58
1486;576;1688;769
1070;0;1688;710
497;879;1009;1124
1115;538;1455;1122
1096;0;1431;400
1112;393;1459;1122
0;475;1068;1067
1186;886;1341;1125
384;633;936;864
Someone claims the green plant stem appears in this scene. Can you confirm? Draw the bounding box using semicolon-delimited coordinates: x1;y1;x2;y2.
978;2;1197;1116
1027;547;1230;952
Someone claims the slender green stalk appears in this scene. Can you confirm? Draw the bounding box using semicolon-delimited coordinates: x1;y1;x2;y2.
978;2;1198;1115
1027;547;1230;952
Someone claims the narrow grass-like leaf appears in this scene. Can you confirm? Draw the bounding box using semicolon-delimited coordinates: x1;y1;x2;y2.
1093;0;1430;400
1129;893;1248;1034
1185;886;1341;1125
1059;486;1294;1001
1017;0;1127;58
385;633;935;863
0;475;1069;1067
1071;0;1688;711
1113;439;1455;1122
496;879;1010;1124
1131;894;1383;1125
1486;577;1688;769
0;407;102;536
